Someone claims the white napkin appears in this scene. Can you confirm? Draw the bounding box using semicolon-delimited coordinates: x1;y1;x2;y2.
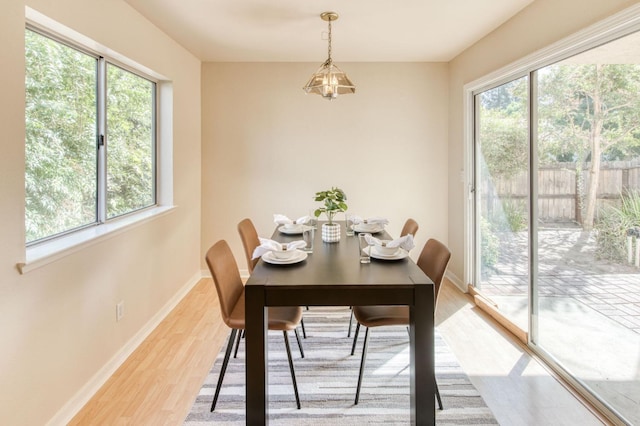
252;238;307;259
273;214;310;225
351;216;389;226
364;234;415;252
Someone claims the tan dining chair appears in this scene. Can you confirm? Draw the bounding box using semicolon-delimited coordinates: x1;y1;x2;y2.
206;240;304;411
350;238;450;408
238;218;307;343
400;218;419;237
346;218;420;337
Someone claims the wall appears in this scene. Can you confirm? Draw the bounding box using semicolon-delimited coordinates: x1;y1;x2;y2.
201;62;449;271
0;1;201;424
447;0;639;283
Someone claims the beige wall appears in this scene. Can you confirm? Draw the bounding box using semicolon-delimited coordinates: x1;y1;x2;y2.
201;62;449;270
0;1;201;424
447;0;639;282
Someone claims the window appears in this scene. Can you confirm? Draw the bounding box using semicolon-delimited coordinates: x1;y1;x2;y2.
25;28;156;244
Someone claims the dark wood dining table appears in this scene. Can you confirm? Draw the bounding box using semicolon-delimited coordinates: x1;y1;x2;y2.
245;221;435;425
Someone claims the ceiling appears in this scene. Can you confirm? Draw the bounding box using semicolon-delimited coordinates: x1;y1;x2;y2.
124;0;535;62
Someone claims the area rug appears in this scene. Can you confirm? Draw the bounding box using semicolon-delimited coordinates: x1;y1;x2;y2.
184;307;497;425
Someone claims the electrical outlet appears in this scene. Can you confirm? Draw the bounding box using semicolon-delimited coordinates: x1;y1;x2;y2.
116;301;125;322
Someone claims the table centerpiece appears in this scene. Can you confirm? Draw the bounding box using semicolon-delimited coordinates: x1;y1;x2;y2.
314;187;348;243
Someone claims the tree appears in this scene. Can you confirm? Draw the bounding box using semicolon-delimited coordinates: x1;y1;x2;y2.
538;63;640;230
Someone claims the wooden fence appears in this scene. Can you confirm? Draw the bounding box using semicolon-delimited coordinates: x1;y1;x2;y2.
485;160;640;223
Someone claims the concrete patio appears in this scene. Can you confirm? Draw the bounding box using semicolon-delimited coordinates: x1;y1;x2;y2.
478;226;640;424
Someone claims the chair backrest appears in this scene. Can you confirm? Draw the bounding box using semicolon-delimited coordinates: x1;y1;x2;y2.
205;240;245;328
416;238;451;304
400;218;419;238
238;218;260;274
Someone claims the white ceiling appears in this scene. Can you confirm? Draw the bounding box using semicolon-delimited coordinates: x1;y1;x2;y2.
124;0;535;62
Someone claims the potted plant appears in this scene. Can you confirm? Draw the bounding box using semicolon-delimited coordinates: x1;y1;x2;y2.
314;187;348;243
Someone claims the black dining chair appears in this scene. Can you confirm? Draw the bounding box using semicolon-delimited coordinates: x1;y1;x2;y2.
350;238;450;409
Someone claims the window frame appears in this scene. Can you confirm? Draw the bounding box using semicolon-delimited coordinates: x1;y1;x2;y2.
19;9;174;274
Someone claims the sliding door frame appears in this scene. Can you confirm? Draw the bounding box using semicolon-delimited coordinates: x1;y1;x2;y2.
464;5;640;425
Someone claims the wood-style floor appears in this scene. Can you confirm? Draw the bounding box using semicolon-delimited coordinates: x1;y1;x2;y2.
70;278;608;425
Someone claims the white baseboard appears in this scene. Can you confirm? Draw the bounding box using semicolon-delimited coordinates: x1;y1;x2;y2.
445;270;467;293
46;271;203;426
201;268;249;280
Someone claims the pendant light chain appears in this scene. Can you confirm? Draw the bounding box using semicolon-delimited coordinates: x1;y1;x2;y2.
327;18;333;64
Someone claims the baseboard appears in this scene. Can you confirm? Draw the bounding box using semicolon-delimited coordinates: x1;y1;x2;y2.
445;270;466;293
46;271;203;426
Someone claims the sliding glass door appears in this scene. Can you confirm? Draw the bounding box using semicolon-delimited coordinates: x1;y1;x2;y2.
474;76;530;332
472;31;640;424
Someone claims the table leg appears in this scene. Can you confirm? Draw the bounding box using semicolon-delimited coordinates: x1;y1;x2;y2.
410;283;435;425
246;285;268;424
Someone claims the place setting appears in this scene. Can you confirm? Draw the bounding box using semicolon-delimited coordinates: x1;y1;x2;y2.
360;233;415;261
347;215;389;235
273;213;315;235
251;237;309;265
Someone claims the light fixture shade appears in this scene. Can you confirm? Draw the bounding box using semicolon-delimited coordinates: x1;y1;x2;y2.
303;61;355;100
303;12;355;100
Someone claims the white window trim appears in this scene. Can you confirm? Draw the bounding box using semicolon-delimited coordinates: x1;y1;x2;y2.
19;7;175;274
18;206;176;274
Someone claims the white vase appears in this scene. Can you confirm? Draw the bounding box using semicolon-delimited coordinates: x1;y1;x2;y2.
321;223;341;243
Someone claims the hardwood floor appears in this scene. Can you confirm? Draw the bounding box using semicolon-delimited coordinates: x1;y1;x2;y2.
69;279;229;425
69;277;609;425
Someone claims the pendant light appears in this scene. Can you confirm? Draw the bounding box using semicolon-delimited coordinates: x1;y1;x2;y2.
303;12;355;100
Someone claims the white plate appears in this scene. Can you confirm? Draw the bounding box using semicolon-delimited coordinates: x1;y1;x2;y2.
366;246;409;261
278;225;304;235
354;224;384;234
262;249;308;264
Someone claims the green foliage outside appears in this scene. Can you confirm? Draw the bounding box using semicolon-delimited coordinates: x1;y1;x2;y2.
489;199;528;233
106;64;155;218
595;191;640;262
25;29;97;241
478;61;640;266
25;30;155;242
480;217;500;276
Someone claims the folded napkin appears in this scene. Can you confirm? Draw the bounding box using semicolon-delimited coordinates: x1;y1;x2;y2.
252;238;307;259
364;234;415;252
274;214;310;225
351;216;389;226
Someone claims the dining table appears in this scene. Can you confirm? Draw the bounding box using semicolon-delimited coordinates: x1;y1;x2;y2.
245;221;436;425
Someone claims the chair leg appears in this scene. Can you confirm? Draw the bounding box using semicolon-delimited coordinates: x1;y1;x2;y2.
211;329;237;412
347;307;354;337
283;331;301;409
294;327;305;358
233;326;243;358
350;322;361;356
300;317;307;339
436;379;443;410
354;326;370;405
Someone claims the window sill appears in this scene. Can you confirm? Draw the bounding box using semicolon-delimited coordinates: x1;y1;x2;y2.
17;205;176;274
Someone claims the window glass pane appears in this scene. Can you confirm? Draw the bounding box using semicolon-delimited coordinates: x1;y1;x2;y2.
106;64;155;218
535;45;640;424
25;29;97;243
475;77;530;331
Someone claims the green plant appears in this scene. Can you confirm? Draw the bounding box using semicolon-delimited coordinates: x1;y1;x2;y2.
490;199;528;232
314;187;348;225
480;216;500;277
595;191;640;262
